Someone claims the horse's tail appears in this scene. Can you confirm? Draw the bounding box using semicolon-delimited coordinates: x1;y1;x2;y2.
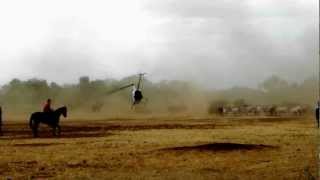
29;114;34;128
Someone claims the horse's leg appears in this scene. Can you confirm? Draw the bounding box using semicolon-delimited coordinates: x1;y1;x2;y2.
56;125;61;136
32;122;39;138
52;126;56;136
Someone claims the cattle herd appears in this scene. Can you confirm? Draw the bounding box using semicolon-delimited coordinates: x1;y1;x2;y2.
217;105;309;116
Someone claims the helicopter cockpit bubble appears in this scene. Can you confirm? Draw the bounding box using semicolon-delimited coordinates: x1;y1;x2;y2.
132;86;143;104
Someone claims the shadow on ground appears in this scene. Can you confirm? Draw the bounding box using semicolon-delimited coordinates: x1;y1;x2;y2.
161;143;278;152
12;143;64;147
0;125;114;139
0;123;217;139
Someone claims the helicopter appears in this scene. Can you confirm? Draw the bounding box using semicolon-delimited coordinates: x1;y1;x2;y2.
106;73;146;107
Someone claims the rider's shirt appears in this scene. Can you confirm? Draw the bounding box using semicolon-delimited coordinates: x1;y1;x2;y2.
43;103;53;112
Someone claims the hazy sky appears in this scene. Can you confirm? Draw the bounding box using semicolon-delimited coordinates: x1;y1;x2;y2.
0;0;318;88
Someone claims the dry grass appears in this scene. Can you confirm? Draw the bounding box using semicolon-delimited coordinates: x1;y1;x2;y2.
0;116;317;179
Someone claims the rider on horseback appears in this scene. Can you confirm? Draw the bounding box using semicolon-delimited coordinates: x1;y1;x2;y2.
316;101;319;128
0;106;2;135
43;98;54;113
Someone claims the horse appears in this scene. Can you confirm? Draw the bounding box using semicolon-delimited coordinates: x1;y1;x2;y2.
29;106;67;137
244;106;258;116
275;106;289;116
217;106;224;116
267;105;277;116
0;106;2;136
290;106;303;116
91;101;104;112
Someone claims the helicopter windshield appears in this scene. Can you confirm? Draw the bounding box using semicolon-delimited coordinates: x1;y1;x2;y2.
132;86;136;102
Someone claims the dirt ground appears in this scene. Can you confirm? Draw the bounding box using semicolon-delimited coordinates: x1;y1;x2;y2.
0;116;317;179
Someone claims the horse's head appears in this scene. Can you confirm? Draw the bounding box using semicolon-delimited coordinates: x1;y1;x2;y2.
56;106;67;118
61;106;67;117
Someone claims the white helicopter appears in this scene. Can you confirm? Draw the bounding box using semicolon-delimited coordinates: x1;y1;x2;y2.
107;73;146;107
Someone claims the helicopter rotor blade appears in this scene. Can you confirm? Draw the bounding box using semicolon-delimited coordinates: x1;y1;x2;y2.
106;83;134;95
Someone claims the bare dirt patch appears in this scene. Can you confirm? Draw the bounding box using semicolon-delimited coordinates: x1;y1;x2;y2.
0;117;316;179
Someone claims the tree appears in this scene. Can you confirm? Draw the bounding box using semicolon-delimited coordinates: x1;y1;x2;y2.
233;98;247;107
259;75;289;92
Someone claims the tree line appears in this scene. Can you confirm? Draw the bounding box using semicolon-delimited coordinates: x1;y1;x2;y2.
0;75;317;115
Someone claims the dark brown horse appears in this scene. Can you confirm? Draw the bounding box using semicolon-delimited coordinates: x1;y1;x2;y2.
29;106;67;137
